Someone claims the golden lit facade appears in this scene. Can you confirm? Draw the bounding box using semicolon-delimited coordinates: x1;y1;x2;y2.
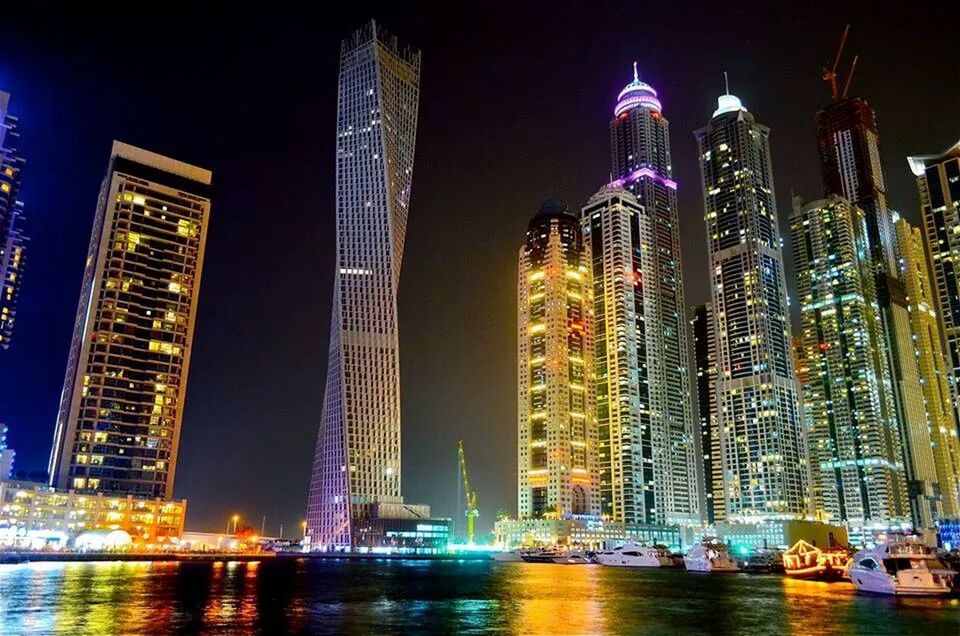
0;479;186;545
791;196;909;536
894;217;960;518
518;200;599;518
49;142;212;500
908;141;960;424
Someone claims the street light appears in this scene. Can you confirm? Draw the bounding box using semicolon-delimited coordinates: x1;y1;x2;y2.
301;520;307;536
232;514;240;534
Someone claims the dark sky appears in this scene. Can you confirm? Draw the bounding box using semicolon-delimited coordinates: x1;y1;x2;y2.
1;2;958;538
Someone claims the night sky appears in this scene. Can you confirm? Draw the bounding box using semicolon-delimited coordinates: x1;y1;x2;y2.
1;2;958;537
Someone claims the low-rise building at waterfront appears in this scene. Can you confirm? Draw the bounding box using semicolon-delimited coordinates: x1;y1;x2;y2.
494;515;682;551
703;520;849;554
305;502;450;555
0;479;186;549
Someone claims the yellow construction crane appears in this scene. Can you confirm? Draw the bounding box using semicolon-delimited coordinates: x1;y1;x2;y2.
458;440;479;544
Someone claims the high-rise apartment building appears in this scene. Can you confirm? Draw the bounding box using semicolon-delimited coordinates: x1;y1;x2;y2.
306;22;422;549
908;141;960;427
518;199;598;518
814;79;942;531
691;303;721;525
601;66;699;525
790;196;909;536
816;97;894;274
0;91;28;351
894;217;960;518
695;92;810;521
49;142;211;500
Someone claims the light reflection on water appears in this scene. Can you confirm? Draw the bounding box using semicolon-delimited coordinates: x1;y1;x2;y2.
1;560;958;635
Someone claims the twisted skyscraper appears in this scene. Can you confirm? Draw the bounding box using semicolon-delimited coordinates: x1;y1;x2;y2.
307;22;422;550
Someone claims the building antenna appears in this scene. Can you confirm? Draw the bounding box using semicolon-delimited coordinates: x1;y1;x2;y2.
633;61;639;83
723;71;730;96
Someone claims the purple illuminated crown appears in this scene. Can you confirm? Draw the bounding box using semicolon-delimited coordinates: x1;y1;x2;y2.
614;62;662;117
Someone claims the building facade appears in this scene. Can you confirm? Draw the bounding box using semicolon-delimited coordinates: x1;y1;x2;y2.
816;97;894;274
0;479;185;548
0;90;28;351
790;196;909;538
894;217;960;518
306;22;422;549
601;66;699;525
691;303;722;525
908;141;960;428
695;92;810;522
0;424;13;479
518;199;598;518
49;142;212;500
495;515;682;551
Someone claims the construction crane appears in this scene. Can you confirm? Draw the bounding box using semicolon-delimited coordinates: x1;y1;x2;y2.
822;24;858;101
458;440;479;544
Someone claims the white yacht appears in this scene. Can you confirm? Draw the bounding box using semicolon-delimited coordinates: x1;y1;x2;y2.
846;536;954;596
597;542;672;568
683;540;740;573
491;549;525;562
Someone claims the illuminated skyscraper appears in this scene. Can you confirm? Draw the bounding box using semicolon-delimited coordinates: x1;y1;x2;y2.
518;199;598;518
894;217;960;518
691;303;721;525
0;91;28;351
908;141;960;427
695;92;810;521
816;97;894;274
307;22;422;549
600;66;699;525
49;142;212;499
791;195;909;537
814;78;939;530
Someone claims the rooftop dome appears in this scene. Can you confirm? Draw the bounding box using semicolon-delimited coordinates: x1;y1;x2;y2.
712;93;747;118
614;62;662;117
536;197;570;218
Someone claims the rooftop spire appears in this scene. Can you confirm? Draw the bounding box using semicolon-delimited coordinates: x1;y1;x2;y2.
633;61;639;83
724;71;730;96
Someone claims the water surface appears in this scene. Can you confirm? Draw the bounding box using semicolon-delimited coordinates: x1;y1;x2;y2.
1;559;958;634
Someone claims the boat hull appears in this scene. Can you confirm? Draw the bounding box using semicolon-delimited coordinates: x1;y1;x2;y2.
848;568;952;596
684;557;739;573
783;565;846;581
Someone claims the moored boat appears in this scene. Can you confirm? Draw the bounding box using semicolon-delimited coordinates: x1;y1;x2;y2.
683;539;739;573
846;535;954;595
782;540;849;581
491;549;525;562
596;542;673;568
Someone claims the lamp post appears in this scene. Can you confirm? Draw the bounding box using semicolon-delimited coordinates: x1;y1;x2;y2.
301;520;307;537
232;514;240;534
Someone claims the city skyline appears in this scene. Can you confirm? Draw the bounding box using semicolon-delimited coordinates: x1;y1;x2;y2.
6;4;950;536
